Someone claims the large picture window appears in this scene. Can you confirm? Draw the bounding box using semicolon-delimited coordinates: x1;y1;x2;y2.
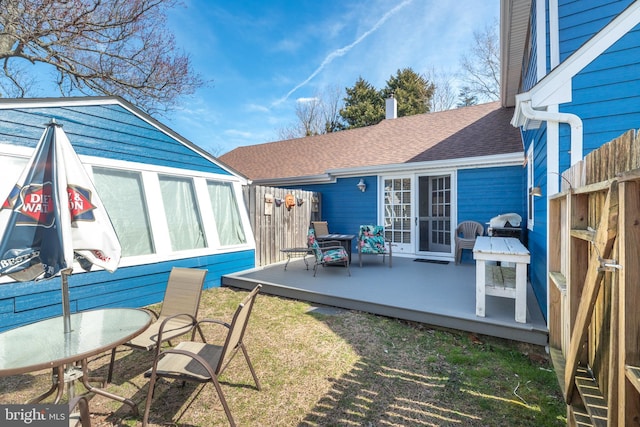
92;168;155;257
159;175;206;251
207;181;247;246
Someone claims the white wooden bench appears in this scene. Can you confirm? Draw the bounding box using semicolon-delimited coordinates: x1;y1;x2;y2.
473;236;530;323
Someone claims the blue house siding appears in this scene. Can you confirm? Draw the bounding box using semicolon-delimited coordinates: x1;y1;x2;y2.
514;1;640;321
0;103;231;176
564;25;640;158
524;123;550;318
457;166;526;262
0;98;255;332
522;2;539;93
558;0;634;61
457;166;526;226
0;250;255;332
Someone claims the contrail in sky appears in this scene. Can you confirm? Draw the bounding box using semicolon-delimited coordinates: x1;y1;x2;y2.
273;0;414;106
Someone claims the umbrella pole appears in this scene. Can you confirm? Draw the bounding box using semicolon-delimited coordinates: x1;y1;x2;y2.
61;269;73;333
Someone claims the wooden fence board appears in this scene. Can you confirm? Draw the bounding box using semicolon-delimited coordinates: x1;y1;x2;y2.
243;185;319;266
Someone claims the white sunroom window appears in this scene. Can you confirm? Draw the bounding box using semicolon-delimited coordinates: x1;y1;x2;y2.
92;168;155;257
0;156;28;202
207;180;246;246
159;175;206;251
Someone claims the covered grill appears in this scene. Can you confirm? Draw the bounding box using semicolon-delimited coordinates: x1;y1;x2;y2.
487;213;523;241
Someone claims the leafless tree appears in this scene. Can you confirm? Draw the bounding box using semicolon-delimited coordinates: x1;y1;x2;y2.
426;68;456;112
278;86;345;139
0;0;203;114
459;19;500;103
321;85;344;133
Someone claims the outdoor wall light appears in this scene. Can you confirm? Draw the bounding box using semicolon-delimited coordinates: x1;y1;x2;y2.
530;172;573;197
357;178;366;192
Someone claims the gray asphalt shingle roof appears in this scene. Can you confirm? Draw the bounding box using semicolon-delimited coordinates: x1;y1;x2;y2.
220;101;522;181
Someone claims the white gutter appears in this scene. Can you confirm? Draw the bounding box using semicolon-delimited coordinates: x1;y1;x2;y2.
255;152;525;186
512;95;583;166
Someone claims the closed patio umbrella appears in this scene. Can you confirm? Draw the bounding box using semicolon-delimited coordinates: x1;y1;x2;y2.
0;120;121;333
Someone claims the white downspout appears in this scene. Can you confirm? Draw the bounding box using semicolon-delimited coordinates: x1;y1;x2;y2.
519;100;583;167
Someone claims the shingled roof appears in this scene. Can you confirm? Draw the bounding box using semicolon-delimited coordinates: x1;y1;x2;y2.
219;101;522;181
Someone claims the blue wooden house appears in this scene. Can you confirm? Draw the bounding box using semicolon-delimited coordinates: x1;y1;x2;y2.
503;0;640;319
0;97;256;331
221;100;525;264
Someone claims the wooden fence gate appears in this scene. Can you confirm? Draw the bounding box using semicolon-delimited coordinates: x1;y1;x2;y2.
242;185;320;267
547;129;640;426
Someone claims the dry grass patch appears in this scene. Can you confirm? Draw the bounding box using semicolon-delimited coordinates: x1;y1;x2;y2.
0;286;565;426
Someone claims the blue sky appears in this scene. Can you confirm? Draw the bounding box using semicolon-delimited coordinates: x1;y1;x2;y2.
164;0;499;156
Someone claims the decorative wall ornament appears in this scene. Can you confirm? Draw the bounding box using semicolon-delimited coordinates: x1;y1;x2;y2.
284;194;296;210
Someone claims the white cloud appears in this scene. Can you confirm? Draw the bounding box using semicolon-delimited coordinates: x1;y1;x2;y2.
244;103;270;113
224;129;255;138
296;97;318;103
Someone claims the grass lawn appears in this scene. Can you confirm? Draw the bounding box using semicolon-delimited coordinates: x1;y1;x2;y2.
0;286;566;426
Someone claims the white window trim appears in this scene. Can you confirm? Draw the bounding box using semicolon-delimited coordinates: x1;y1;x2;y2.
0;147;255;271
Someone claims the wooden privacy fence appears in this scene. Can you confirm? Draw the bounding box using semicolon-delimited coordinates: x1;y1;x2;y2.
547;129;640;426
243;185;320;266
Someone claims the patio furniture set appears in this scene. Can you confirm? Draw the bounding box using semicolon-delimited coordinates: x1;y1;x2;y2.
281;222;393;277
0;267;263;427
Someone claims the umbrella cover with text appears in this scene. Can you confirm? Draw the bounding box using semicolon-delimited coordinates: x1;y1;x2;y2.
0;120;121;290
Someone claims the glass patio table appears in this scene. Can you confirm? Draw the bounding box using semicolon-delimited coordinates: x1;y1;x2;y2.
0;308;151;414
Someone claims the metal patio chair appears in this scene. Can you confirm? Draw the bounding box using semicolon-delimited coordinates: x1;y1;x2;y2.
307;228;350;276
142;284;262;427
454;221;484;264
107;267;207;383
357;225;392;268
68;395;91;427
311;221;330;236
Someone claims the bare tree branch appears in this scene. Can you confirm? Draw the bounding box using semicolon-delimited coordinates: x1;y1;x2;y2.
459;19;500;103
0;0;203;114
426;67;456;112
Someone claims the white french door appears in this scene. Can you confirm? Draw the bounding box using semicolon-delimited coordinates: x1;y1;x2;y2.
382;177;413;254
417;174;452;257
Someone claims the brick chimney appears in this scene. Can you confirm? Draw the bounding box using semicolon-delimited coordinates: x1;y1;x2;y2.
385;95;397;120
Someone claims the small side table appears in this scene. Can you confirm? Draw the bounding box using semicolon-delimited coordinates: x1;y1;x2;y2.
473;236;530;323
281;247;313;270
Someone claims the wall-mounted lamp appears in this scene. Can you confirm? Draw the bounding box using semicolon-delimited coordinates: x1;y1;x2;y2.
357;178;366;192
530;172;573;197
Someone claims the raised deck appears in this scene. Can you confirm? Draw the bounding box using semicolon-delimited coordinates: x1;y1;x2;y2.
222;256;548;346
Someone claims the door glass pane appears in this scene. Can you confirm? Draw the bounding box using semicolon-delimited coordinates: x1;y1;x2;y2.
419;175;451;253
159;175;206;251
92;168;154;257
384;177;412;246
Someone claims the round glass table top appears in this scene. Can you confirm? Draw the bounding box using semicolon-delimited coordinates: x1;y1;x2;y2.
0;308;151;375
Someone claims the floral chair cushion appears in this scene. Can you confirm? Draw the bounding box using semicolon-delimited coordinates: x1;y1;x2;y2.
307;228;350;276
358;225;387;254
307;228;323;263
